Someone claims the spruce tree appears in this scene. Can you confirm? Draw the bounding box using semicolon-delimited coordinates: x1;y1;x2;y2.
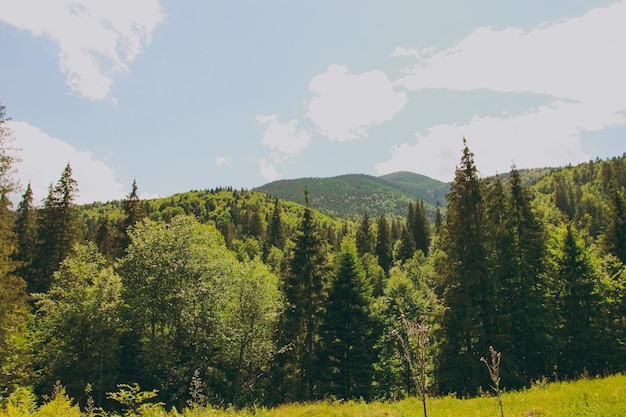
13;183;38;285
96;215;118;263
319;242;377;400
375;215;393;275
410;200;430;256
267;198;286;250
355;212;374;256
553;224;604;377
119;179;146;255
32;163;81;293
437;139;491;395
279;196;331;401
506;166;552;382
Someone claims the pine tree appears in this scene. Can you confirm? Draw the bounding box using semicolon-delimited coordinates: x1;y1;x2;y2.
437;139;491;395
319;242;378;400
279;197;331;401
375;215;393;275
397;224;416;263
32;164;81;293
604;186;626;264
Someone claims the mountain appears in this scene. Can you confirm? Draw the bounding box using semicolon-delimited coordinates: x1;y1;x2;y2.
252;172;450;220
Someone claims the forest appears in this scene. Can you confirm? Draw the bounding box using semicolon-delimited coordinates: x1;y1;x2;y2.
2;101;626;413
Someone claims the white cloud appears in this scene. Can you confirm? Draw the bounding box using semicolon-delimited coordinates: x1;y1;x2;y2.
9;120;126;204
216;156;230;167
257;159;281;183
256;114;313;158
0;0;165;100
380;1;626;180
306;64;408;141
375;100;614;182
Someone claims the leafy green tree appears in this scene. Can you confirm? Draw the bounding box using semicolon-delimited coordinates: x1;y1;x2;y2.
318;241;378;400
277;200;331;402
118;215;279;406
373;256;438;399
32;164;81;293
437;139;491;395
219;258;282;404
33;242;123;405
375;215;393;275
0;103;31;396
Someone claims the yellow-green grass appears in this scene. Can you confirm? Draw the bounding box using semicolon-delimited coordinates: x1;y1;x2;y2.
2;374;625;417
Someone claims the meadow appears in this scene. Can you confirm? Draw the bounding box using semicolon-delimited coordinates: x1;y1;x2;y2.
2;374;625;417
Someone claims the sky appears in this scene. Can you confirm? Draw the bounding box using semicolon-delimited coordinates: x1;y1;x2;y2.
1;0;625;205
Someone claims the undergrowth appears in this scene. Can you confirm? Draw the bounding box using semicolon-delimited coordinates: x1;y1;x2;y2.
1;374;625;417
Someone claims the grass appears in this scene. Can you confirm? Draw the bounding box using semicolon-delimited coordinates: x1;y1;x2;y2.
2;374;626;417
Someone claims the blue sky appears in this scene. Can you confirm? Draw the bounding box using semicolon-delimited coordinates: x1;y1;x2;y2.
1;0;625;204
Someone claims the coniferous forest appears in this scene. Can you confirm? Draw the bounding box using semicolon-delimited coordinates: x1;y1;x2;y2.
2;102;626;412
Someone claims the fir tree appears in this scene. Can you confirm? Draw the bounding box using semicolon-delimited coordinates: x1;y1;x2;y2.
319;242;378;400
375;215;393;275
13;183;38;285
119;179;146;255
32;164;81;293
279;198;331;401
355;212;374;256
267;198;286;250
437;139;491;395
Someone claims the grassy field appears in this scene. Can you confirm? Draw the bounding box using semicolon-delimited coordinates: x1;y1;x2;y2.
2;374;625;417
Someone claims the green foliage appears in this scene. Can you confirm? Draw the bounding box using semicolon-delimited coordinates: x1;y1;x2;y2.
276;204;332;402
318;241;378;400
33;242;123;403
118;215;281;406
254;173;448;220
31;164;81;293
106;383;163;417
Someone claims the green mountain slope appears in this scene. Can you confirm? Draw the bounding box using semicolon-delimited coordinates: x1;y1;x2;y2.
253;172;450;220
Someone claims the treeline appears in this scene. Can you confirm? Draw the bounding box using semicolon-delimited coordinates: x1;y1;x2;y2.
2;101;626;410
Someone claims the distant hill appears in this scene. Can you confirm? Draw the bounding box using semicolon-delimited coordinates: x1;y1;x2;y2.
252;172;450;220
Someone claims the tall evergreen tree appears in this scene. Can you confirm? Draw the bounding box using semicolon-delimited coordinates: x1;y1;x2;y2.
410;200;430;256
267;198;286;250
32;164;81;293
319;242;378;400
355;212;374;257
437;139;491;395
278;197;331;401
396;224;416;264
375;215;393;275
119;179;146;255
553;224;604;377
13;183;38;286
505;166;552;382
96;215;118;263
604;186;626;264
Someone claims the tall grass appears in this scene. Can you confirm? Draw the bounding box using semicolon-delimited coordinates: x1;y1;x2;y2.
2;374;625;417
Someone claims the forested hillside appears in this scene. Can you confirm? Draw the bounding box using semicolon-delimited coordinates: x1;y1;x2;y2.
2;102;626;413
253;172;449;220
